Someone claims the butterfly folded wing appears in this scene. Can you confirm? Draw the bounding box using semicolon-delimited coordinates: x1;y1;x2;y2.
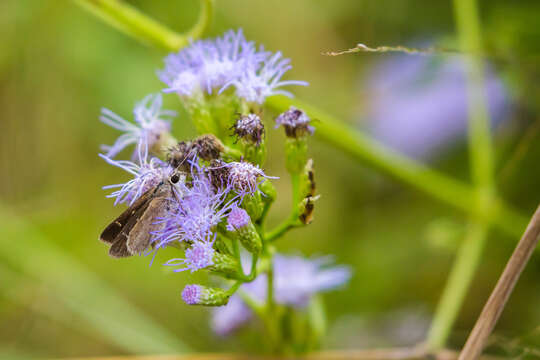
126;196;170;255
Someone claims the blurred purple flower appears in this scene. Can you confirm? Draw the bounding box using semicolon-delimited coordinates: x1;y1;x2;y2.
101;93;176;158
100;142;172;206
211;254;351;335
364;52;511;158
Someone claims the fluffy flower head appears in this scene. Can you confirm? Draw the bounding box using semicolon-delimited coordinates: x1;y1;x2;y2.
159;29;263;96
101;93;176;158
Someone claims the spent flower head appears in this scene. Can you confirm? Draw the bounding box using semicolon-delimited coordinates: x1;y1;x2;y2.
233;113;265;146
101;93;176;158
275;106;314;138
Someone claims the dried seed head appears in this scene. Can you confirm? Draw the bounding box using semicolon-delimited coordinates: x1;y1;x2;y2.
167;135;224;171
167;141;194;170
275;106;314;138
233;113;265;146
192;134;225;161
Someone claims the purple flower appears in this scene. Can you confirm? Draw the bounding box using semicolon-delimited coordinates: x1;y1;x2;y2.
275;106;314;137
100;142;173;205
211;295;252;335
224;161;276;198
226;203;250;231
211;254;351;335
165;235;216;273
272;255;351;306
159;29;264;96
182;284;229;306
182;284;202;305
159;29;307;104
221;52;308;104
152;162;235;250
101;93;176;158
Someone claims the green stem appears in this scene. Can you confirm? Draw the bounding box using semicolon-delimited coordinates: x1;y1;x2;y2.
73;0;213;51
264;173;302;242
426;221;488;349
226;280;242;297
266;96;527;239
427;0;495;349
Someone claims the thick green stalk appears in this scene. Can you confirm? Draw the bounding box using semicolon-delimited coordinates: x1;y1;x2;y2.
72;0;528;238
427;0;494;349
73;0;213;50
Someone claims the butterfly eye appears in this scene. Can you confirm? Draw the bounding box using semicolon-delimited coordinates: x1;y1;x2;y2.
170;173;180;184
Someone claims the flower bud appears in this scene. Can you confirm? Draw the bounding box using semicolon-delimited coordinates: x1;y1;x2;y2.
259;179;277;204
182;285;229;306
209;251;243;279
227;204;262;254
192;134;225;161
241;192;263;221
184;93;220;135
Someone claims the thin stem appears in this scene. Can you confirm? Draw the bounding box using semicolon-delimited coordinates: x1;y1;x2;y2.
459;205;540;360
426;221;489;349
264;173;302;241
427;0;495;350
73;0;213;51
225;280;242;297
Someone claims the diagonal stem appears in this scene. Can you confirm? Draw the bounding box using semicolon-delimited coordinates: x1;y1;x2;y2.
459;204;540;360
73;0;213;50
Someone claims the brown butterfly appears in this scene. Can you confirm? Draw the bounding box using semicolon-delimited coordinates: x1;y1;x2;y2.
99;171;183;258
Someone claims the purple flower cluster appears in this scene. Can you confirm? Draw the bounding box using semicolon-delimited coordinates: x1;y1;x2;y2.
211;254;351;335
151;161;272;272
159;29;307;104
101;93;176;158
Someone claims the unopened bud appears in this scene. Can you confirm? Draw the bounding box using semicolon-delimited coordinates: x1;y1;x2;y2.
182;285;229;306
227;204;262;254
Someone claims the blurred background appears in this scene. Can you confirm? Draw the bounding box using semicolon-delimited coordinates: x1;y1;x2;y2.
0;0;539;358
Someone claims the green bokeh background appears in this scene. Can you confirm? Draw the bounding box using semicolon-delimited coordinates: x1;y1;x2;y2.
0;1;538;358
